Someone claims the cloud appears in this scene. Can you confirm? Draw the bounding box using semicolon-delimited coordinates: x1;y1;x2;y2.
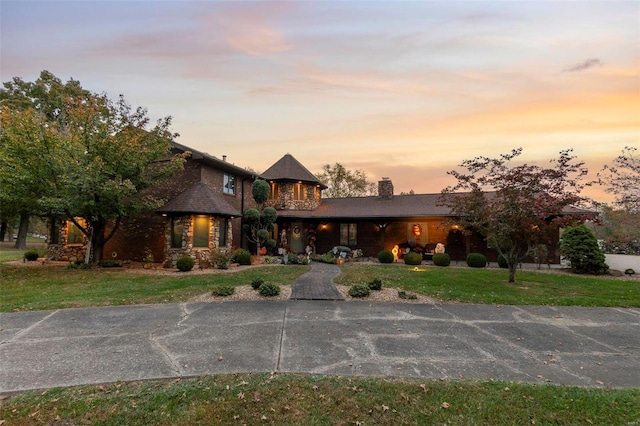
562;58;604;73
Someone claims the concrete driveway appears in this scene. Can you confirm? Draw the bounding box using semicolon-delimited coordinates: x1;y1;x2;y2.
1;301;639;393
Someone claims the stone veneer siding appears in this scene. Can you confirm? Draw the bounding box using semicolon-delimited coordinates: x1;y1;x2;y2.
265;182;321;211
46;219;89;262
163;215;233;268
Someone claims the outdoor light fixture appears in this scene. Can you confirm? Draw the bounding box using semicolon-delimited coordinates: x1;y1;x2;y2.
412;224;422;237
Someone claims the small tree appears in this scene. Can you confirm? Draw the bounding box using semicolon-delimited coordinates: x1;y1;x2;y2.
560;224;608;274
316;163;376;198
440;148;592;283
243;179;277;254
598;146;640;212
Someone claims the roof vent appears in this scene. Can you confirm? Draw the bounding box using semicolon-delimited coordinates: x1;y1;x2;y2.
222;155;227;162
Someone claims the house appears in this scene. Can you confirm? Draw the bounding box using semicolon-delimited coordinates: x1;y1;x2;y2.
47;145;585;265
48;142;257;266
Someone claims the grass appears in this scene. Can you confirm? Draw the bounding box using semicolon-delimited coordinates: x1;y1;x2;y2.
2;257;639;311
335;263;640;307
2;373;638;425
0;264;308;312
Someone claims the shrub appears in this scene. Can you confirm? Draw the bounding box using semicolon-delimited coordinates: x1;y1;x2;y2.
625;268;635;275
497;254;509;269
211;248;234;269
23;250;39;261
259;282;281;297
348;284;370;298
211;285;235;297
176;256;195;272
251;277;265;290
404;252;422;265
378;250;394;263
560;224;608;274
66;262;91;270
433;253;450;266
332;246;353;258
398;290;418;300
99;260;122;268
466;253;487;268
368;277;382;291
233;249;251;265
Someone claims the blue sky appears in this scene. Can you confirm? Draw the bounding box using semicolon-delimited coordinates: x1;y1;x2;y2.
2;1;638;201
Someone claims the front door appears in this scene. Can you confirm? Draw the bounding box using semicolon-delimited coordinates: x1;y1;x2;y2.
290;222;304;253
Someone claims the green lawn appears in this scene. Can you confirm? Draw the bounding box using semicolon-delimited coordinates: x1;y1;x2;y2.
2;373;638;425
0;263;308;312
2;259;639;312
335;263;640;307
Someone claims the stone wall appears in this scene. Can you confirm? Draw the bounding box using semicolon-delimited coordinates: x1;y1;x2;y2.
265;182;321;211
46;220;89;262
163;215;233;268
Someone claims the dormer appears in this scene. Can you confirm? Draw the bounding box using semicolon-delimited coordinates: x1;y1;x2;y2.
262;154;327;210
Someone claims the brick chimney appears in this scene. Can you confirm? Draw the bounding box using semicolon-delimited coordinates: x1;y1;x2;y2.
378;177;394;199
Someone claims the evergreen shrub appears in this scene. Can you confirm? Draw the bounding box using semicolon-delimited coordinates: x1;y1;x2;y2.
466;253;487;268
211;285;235;297
433;253;451;266
560;224;608;274
404;252;422;265
251;277;265;290
176;256;195;272
259;282;281;297
348;284;370;298
234;249;251;265
497;254;508;269
378;250;394;263
23;250;39;261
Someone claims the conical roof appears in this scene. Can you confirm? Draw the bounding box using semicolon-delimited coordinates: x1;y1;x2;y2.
156;182;240;217
261;154;327;189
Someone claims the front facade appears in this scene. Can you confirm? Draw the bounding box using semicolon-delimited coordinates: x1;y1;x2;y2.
47;146;572;266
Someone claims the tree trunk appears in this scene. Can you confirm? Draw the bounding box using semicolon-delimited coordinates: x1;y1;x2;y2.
90;219;106;265
0;221;7;241
13;213;29;249
508;263;517;283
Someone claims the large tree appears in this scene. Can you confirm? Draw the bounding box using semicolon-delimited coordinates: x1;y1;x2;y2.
1;71;184;262
598;146;639;212
316;163;376;198
439;148;592;283
0;71;90;248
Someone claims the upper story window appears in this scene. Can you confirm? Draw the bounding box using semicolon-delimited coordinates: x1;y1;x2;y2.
223;173;236;195
293;183;305;200
269;182;279;200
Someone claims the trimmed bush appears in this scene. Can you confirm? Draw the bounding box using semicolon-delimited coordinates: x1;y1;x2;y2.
398;290;418;300
404;252;422;265
378;250;394;263
368;277;382;291
23;250;39;261
466;253;487;268
433;253;450;267
176;256;195;272
497;254;508;269
251;277;265;290
560;224;608;274
625;268;635;275
233;249;251;265
211;285;235;297
348;284;370;298
259;282;281;297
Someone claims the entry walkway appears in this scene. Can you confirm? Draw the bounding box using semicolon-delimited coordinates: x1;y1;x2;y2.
290;262;344;300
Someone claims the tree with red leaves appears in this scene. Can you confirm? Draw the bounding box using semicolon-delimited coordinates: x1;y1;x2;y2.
439;148;592;283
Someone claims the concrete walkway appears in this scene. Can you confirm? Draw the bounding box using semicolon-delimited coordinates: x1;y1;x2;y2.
1;301;638;393
290;262;344;300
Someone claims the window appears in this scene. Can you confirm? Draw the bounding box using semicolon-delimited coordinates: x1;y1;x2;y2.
223;173;236;195
340;223;357;246
293;183;305;200
171;218;183;249
218;218;227;247
193;216;210;248
269;182;279;200
67;220;85;245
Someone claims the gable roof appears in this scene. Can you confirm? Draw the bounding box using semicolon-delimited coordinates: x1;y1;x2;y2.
171;141;256;179
261;154;328;189
156;182;240;217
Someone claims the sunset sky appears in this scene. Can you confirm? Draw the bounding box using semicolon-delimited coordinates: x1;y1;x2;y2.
2;1;638;202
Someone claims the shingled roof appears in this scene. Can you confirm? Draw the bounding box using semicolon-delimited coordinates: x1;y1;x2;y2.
156;182;240;217
261;154;328;189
